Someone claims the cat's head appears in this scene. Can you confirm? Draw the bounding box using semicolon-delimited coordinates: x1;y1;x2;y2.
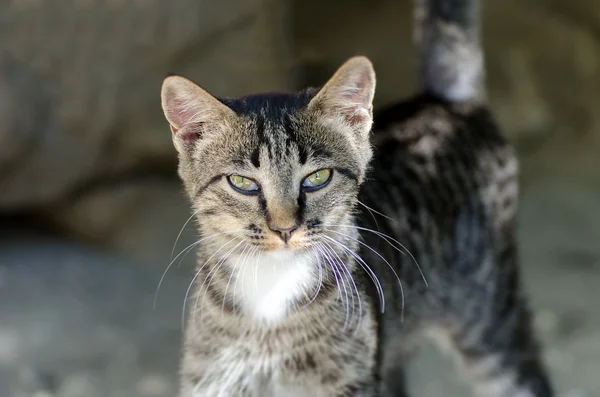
160;57;375;256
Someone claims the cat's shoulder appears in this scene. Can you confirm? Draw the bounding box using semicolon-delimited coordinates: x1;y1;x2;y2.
370;94;516;192
374;95;501;143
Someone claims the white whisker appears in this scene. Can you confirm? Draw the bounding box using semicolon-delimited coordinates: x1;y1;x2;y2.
221;242;253;317
194;238;248;325
325;223;427;287
324;240;363;332
315;242;342;300
357;200;381;231
318;242;353;328
321;241;361;331
154;230;245;309
170;207;201;261
357;200;395;222
320;234;386;314
231;245;261;310
325;229;405;321
300;246;324;308
316;241;351;330
181;236;242;329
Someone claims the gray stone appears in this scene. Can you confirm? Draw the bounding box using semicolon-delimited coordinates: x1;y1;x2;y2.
0;0;295;209
45;178;198;266
0;229;188;397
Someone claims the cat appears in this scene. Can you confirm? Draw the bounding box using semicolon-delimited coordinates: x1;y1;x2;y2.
159;0;554;396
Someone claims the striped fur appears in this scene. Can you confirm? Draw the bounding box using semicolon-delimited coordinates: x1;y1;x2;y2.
414;0;485;102
160;1;554;396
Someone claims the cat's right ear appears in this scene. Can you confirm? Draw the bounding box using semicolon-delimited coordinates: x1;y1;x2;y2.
307;56;376;139
160;75;235;151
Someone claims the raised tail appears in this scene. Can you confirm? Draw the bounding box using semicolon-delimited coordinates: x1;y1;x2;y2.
414;0;485;102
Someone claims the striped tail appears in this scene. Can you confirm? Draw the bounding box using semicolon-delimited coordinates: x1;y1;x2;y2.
414;0;485;102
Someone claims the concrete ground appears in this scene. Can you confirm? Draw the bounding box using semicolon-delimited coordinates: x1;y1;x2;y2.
1;159;599;397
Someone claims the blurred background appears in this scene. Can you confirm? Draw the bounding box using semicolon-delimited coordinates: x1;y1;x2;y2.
0;0;599;396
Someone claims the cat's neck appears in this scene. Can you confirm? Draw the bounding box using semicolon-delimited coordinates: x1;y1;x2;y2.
193;244;360;327
228;249;317;323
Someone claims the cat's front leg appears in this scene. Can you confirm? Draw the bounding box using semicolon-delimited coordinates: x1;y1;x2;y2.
445;241;554;397
333;377;379;397
181;370;257;397
449;301;553;397
179;354;257;397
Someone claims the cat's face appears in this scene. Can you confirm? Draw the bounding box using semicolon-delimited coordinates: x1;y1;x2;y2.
161;57;375;258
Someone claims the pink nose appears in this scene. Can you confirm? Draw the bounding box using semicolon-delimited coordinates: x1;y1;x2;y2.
268;224;299;243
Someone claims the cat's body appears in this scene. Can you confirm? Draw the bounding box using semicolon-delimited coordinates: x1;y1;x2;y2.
160;0;554;396
363;96;550;397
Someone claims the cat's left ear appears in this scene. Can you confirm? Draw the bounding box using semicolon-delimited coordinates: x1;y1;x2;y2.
160;75;235;152
308;56;376;138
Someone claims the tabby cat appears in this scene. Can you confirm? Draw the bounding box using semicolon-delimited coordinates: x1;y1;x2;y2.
159;0;554;396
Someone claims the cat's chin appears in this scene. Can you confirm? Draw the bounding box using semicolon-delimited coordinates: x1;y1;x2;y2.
260;246;308;258
259;240;311;253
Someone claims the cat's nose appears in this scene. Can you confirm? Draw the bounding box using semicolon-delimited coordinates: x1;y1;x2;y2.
268;223;299;244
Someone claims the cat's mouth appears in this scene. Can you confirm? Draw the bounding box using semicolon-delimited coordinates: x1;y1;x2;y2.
260;238;306;252
253;226;310;252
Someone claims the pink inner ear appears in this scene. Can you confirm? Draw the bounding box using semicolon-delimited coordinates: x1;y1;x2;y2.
165;91;205;142
345;109;370;127
334;69;373;126
165;90;200;130
174;122;205;143
338;91;372;127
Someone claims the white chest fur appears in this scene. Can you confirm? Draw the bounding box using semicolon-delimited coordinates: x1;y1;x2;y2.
228;249;315;324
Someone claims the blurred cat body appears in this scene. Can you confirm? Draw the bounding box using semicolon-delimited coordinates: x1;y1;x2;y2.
160;0;554;396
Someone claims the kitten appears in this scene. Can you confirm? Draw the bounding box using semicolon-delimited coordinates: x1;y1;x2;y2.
160;0;554;396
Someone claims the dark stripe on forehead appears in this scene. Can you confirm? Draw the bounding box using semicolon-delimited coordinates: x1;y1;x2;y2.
254;116;268;146
282;111;298;143
250;147;261;168
335;168;358;182
219;89;318;117
194;174;224;198
281;115;302;162
219;90;319;164
311;147;332;160
297;144;308;165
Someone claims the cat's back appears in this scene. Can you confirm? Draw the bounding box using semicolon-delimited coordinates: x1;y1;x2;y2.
363;95;518;279
371;94;516;211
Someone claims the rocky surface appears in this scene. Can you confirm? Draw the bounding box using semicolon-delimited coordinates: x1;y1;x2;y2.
0;0;294;210
0;227;185;397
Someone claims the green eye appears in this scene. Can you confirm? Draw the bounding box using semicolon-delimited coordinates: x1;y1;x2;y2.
302;169;332;191
228;175;259;193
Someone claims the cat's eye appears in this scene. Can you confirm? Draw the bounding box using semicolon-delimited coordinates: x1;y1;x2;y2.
302;169;332;191
228;175;259;194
